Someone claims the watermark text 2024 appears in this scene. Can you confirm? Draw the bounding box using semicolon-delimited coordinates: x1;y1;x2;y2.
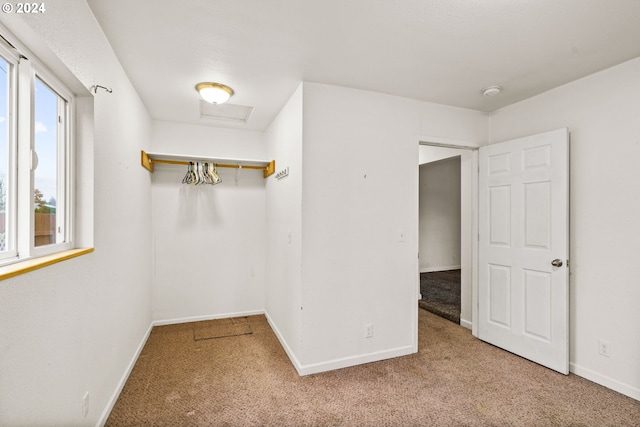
1;3;46;14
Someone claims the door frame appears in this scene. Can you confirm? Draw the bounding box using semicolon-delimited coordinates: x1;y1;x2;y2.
417;136;480;336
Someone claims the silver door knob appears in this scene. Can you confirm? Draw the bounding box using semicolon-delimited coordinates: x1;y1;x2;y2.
551;259;563;267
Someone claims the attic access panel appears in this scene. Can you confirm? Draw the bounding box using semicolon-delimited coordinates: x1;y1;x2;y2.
200;101;254;124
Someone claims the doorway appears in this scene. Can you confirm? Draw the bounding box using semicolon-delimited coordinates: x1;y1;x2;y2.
417;130;569;373
418;156;462;324
418;141;478;330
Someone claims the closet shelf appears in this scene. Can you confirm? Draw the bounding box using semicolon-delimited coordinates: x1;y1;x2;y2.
141;150;276;178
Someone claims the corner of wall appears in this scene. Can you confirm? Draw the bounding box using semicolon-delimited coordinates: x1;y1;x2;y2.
264;82;304;366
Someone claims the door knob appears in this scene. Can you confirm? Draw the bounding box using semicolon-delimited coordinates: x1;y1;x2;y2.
551;259;563;267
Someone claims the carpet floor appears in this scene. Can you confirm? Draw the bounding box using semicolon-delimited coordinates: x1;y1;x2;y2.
106;310;639;426
419;269;461;324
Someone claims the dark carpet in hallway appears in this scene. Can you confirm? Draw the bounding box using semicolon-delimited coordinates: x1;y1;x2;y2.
419;269;461;324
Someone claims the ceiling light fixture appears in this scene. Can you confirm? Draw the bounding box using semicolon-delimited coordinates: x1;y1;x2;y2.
195;82;234;104
481;85;502;97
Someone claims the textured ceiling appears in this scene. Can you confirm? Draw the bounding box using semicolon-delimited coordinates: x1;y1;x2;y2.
87;0;640;131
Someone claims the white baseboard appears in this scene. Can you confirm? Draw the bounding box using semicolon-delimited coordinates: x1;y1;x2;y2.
420;265;461;273
265;311;416;376
296;345;416;376
460;318;472;330
97;323;153;427
263;311;304;373
570;362;640;401
152;309;265;327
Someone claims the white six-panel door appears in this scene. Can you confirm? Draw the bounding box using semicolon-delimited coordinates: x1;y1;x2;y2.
478;128;569;374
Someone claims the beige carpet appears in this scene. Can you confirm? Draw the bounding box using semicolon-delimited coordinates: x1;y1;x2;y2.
106;310;640;426
193;317;253;341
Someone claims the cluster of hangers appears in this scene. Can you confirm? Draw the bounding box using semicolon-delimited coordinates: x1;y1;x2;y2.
182;162;222;185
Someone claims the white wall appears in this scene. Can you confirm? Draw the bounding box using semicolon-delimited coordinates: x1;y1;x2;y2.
291;83;486;374
0;2;153;425
0;6;634;427
489;57;640;400
150;122;267;323
264;84;304;365
299;83;418;371
418;156;461;272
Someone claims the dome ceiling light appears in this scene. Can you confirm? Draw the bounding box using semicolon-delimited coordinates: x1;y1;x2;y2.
481;85;502;97
195;82;234;104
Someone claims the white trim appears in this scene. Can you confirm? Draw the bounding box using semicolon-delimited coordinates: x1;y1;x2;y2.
460;318;472;330
298;345;416;376
30;71;74;258
570;363;640;401
420;265;461;273
265;312;415;376
152;309;265;327
0;42;19;261
417;135;481;150
471;149;479;337
411;140;420;358
264;311;304;373
97;323;153;427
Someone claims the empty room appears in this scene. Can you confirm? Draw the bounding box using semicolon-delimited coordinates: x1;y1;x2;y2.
1;1;639;426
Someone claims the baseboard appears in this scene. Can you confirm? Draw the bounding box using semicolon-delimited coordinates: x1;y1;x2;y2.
97;323;153;427
152;309;265;327
265;312;416;376
296;345;416;376
570;362;640;401
263;311;305;373
420;265;461;273
460;318;472;330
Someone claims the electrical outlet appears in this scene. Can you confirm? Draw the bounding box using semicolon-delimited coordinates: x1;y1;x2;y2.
82;391;90;419
364;323;373;338
598;339;610;358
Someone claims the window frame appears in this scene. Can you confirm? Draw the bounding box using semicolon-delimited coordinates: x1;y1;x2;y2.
30;67;74;257
0;34;75;266
0;41;19;262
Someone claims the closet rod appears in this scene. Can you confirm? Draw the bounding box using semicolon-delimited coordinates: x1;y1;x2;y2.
141;150;276;178
151;158;267;171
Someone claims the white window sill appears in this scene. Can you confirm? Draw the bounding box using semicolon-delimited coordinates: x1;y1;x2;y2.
0;248;94;281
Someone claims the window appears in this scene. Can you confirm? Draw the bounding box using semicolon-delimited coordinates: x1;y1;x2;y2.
0;46;16;260
0;34;74;266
